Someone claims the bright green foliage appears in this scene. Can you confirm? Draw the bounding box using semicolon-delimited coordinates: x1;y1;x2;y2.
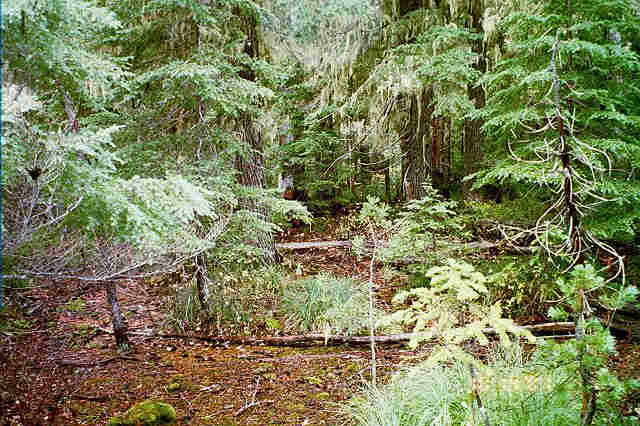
393;24;481;118
165;264;284;333
344;356;581;426
107;400;176;426
2;0;312;287
479;0;640;241
268;0;377;46
390;179;462;254
486;254;558;318
278;110;355;206
381;259;535;361
2;0;128;107
281;274;377;335
538;264;639;424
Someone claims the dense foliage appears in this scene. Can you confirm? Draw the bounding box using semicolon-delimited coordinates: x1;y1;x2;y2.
2;0;640;424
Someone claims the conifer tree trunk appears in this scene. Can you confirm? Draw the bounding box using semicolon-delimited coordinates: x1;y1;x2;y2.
106;281;130;351
234;8;279;263
235;115;279;263
401;93;427;200
462;0;486;198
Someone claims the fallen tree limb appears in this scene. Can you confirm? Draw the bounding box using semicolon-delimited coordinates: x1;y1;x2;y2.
234;400;274;417
275;241;353;250
67;394;109;402
130;322;575;347
57;355;140;367
275;239;535;256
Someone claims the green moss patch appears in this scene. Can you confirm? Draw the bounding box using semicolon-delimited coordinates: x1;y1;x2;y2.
107;400;176;425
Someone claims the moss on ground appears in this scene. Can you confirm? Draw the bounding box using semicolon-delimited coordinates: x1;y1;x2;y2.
107;400;176;425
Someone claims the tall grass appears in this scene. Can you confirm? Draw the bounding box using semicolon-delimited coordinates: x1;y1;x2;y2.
281;274;375;335
344;363;470;426
343;352;581;426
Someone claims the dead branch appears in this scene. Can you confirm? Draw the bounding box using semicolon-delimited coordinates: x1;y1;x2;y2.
67;394;108;402
255;353;364;362
131;322;575;347
56;355;140;367
276;240;535;256
234;400;274;417
234;377;273;417
275;241;353;249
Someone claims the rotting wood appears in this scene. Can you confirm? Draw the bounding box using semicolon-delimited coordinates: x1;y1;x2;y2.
118;322;576;347
255;353;364;362
275;239;535;255
57;355;140;367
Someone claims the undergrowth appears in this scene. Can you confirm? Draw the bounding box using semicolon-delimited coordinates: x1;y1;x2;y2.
281;274;377;335
343;345;580;426
164;264;284;334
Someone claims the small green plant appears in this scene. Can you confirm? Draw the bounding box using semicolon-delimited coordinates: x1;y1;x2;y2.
165;265;285;334
57;298;86;313
485;253;557;319
344;350;579;426
0;317;32;334
380;259;535;363
387;179;462;257
536;263;640;425
281;274;375;335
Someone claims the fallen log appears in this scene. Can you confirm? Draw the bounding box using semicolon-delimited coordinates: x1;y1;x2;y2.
275;241;352;250
128;322;575;347
56;355;140;367
275;239;535;256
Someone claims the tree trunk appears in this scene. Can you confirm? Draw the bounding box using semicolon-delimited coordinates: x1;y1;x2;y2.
401;89;432;200
384;157;392;202
195;254;209;313
235;115;280;263
234;7;279;263
105;281;130;351
462;0;486;198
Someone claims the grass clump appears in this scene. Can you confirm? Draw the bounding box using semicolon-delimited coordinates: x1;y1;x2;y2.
343;355;579;426
282;274;374;335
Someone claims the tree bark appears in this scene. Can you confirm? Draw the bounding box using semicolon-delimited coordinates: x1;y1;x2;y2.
235;116;279;263
105;281;130;351
401;89;432;200
234;8;279;263
195;254;209;313
462;0;486;198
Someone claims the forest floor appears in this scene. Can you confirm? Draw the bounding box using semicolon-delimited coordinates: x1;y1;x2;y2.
1;220;639;425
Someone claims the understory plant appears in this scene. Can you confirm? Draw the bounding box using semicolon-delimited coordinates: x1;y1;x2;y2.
344;347;582;426
281;274;376;335
538;263;639;425
166;264;285;334
380;259;536;364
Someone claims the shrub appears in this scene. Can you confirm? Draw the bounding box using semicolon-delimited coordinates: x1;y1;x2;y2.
164;264;285;334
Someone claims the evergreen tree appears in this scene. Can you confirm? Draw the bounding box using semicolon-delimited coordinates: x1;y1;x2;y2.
479;0;640;254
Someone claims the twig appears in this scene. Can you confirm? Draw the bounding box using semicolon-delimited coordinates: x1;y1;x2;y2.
67;394;108;402
470;363;491;426
233;399;274;417
234;377;274;417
